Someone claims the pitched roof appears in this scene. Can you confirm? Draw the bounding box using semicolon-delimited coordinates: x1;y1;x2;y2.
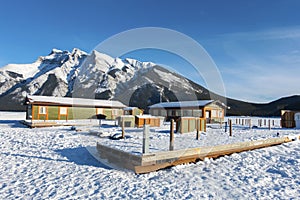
149;100;217;109
25;95;126;108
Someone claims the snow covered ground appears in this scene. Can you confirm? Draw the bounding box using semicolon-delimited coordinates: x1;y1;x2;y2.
0;112;26;120
87;117;299;155
0;113;300;199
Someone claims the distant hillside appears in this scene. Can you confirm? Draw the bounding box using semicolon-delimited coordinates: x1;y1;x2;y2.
226;95;300;116
0;48;299;116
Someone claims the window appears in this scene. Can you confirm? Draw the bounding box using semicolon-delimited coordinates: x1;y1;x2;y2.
172;110;176;116
193;110;202;117
39;106;47;114
152;109;159;116
183;110;193;116
167;110;176;116
211;110;218;117
160;110;167;116
219;110;223;117
60;107;68;115
176;110;182;116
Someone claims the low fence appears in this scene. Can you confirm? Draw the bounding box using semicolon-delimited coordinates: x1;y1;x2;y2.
227;117;281;129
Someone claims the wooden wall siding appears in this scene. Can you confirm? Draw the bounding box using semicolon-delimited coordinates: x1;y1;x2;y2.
31;105;34;120
103;109;112;119
67;107;97;120
32;105;38;120
111;109;124;120
133;108;143;116
48;106;59;120
117;116;135;127
152;107;223;117
31;105;124;120
281;110;296;128
176;118;206;133
135;117;161;128
203;107;224;123
163;108;205;118
68;107;122;120
151;107;224;124
125;109;142;116
206;103;221;109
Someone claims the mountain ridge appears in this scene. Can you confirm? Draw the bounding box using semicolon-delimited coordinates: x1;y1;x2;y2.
0;48;299;116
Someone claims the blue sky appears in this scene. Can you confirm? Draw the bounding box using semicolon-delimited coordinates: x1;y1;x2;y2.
0;0;299;103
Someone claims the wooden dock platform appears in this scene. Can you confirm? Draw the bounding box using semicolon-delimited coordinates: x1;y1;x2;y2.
96;136;297;174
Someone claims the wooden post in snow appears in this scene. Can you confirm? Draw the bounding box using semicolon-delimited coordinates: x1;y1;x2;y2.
196;119;200;140
268;119;271;130
259;119;262;127
169;119;174;151
230;119;233;136
142;124;150;154
121;119;125;139
280;119;282;128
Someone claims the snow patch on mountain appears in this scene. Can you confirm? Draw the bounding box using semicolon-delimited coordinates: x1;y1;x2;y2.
73;50;156;99
0;48;160;110
0;48;88;110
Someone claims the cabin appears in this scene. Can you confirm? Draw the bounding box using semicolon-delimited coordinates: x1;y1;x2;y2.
124;107;143;116
116;115;136;127
149;100;226;123
175;117;206;133
24;95;126;126
135;115;165;128
281;110;300;128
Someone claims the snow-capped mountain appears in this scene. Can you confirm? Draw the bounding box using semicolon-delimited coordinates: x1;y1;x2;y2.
0;49;87;110
1;48;300;115
0;48;214;111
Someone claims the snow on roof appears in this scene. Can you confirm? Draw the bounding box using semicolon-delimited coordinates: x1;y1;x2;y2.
123;107;140;111
149;100;215;109
26;95;126;108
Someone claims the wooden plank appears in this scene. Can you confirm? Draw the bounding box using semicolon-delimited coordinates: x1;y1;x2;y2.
96;143;142;171
136;137;292;174
135;162;173;174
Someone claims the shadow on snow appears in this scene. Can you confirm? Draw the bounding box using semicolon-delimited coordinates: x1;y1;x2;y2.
0;120;27;128
2;147;111;169
54;147;111;169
